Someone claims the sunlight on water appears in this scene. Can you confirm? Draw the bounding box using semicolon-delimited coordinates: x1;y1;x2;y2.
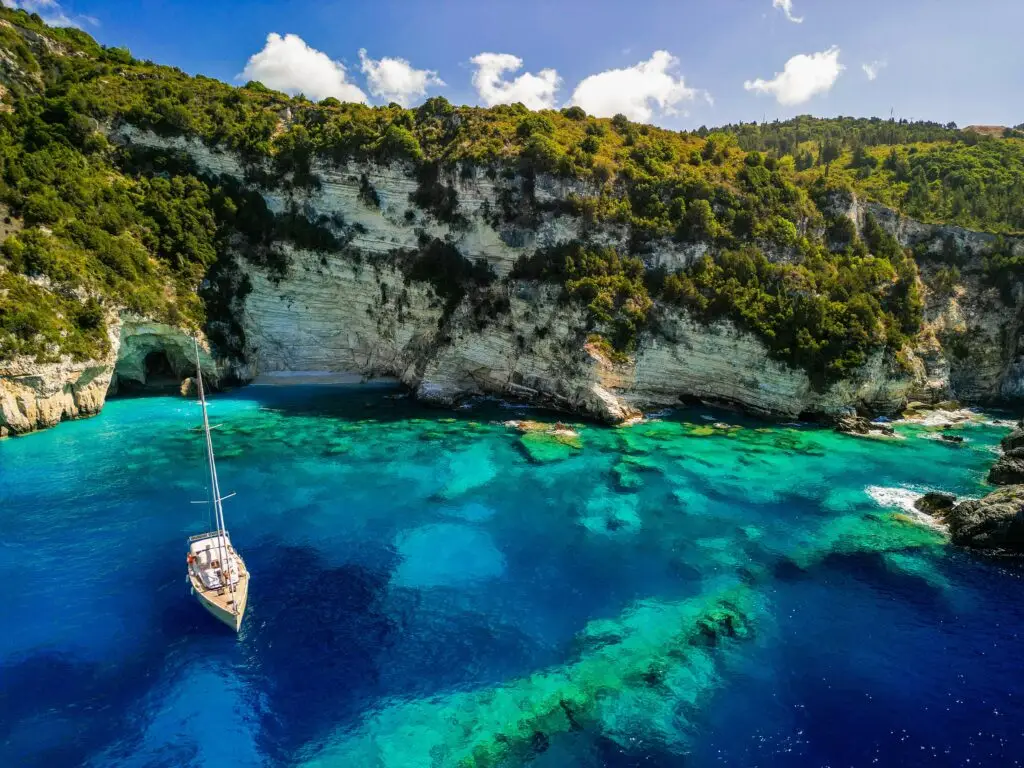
1;386;1023;767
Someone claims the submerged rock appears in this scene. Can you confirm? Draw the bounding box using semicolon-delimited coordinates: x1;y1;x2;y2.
835;415;895;438
913;492;957;517
946;485;1024;553
508;419;583;463
518;431;582;463
988;448;1024;485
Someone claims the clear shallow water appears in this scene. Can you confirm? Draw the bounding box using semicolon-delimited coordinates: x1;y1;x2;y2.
1;386;1022;767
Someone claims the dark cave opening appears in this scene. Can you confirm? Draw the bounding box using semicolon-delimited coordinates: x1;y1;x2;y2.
143;350;176;386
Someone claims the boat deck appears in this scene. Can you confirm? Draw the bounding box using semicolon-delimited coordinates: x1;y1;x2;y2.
188;555;250;630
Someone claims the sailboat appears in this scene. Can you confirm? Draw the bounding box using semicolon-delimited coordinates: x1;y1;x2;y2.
185;340;249;631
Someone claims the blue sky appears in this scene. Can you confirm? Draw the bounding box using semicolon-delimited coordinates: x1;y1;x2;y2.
12;0;1024;128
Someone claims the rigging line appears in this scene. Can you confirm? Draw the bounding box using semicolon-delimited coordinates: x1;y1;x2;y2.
194;337;230;600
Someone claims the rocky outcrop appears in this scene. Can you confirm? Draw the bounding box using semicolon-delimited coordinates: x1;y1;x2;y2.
1;318;219;436
0;354;115;437
1001;426;1024;452
984;422;1024;485
914;492;957;517
834;415;896;437
946;486;1024;553
988;450;1024;485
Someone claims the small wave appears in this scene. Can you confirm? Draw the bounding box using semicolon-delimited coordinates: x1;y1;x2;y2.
865;485;948;531
897;408;982;428
498;400;532;410
645;409;674;420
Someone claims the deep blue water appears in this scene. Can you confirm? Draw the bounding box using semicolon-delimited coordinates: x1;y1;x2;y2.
1;385;1022;767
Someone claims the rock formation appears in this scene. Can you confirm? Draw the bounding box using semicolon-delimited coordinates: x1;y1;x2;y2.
984;421;1024;485
988;449;1024;485
914;492;957;517
946;486;1024;553
1;319;220;436
835;415;896;437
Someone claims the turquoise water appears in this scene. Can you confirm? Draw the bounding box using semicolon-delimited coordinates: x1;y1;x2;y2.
1;385;1023;767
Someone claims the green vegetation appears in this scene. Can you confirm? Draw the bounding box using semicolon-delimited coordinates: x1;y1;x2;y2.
658;214;923;382
514;243;651;355
717;117;1024;234
0;6;1018;385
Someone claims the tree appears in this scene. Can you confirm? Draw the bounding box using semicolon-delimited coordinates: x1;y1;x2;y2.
820;138;841;176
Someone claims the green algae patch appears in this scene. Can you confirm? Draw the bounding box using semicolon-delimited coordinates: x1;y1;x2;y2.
507;420;583;464
322;439;352;456
612;463;644;490
883;552;953;593
302;586;761;768
518;431;580;463
611;454;663;491
791;511;946;570
580;492;642;535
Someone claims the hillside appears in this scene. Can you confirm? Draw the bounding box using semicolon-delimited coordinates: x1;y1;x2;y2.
1;6;1023;434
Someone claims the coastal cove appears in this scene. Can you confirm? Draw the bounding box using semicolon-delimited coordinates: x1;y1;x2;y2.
1;384;1023;767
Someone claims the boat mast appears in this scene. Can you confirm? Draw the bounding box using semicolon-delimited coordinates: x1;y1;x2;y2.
194;338;235;610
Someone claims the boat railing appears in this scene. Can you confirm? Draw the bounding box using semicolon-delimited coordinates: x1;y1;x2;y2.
189;530;230;543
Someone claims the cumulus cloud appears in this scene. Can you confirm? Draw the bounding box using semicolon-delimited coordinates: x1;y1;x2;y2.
862;60;887;81
358;49;444;106
772;0;803;23
570;51;704;122
470;53;560;110
238;33;367;103
744;46;843;106
2;0;97;28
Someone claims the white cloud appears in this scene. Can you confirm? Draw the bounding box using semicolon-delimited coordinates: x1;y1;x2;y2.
570;50;704;123
238;33;367;103
862;60;887;81
772;0;803;23
2;0;97;28
744;46;844;106
358;49;444;106
469;53;560;110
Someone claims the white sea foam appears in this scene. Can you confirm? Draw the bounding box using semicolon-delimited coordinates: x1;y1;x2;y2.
897;408;983;428
865;485;949;532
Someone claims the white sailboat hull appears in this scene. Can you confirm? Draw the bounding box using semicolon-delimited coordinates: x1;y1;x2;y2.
187;531;250;632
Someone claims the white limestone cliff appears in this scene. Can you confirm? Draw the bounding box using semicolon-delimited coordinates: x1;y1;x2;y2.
4;127;1023;435
1;319;219;436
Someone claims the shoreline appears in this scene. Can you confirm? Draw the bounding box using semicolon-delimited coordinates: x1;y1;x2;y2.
248;371;402;387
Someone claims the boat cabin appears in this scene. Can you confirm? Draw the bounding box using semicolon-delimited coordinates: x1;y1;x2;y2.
188;532;240;591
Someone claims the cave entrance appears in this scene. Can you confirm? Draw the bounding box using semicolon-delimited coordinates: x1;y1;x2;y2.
142;349;179;389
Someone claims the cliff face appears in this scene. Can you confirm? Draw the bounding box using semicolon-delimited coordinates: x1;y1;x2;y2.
3;127;1023;435
0;350;114;437
841;195;1024;403
0;319;220;436
120;127;1013;423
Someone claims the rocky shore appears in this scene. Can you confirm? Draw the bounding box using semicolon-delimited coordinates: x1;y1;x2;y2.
907;417;1024;555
